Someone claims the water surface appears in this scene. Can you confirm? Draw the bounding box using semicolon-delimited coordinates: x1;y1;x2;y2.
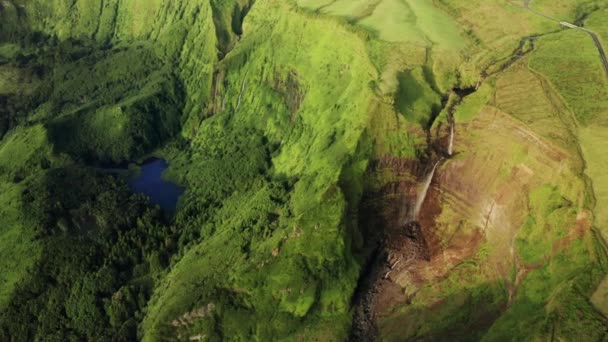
128;158;183;212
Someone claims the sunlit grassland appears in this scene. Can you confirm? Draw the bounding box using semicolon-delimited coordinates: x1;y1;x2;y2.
373;0;464;49
317;0;378;19
529;29;608;125
529;0;606;22
452;82;494;123
487;237;607;340
579;127;608;237
494;62;579;153
296;0;469;93
114;0;163;39
587;9;608;46
358;0;425;44
529;0;582;20
504;16;608;322
437;0;554;72
296;0;334;9
578;123;608;325
515;185;577;264
298;0;466;48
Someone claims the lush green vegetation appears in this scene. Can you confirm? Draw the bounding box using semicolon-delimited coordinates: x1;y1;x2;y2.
0;0;378;339
1;167;177;340
1;0;607;340
529;30;608;125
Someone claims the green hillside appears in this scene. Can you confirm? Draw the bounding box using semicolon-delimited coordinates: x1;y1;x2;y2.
0;0;607;340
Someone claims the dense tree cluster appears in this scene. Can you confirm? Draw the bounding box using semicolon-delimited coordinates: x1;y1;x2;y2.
0;167;177;340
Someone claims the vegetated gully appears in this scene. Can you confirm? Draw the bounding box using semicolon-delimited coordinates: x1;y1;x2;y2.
349;33;542;341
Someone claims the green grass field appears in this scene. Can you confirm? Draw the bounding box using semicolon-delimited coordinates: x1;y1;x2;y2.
529;29;608;125
587;9;608;48
299;0;465;48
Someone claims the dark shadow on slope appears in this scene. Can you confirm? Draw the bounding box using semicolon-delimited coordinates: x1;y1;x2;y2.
40;44;185;164
211;0;256;59
394;69;443;129
377;282;507;341
231;1;254;37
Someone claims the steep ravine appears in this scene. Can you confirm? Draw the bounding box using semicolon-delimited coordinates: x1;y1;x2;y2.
350;103;457;340
349;18;608;336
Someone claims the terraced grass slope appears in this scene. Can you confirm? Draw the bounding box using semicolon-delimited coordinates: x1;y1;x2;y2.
0;0;607;340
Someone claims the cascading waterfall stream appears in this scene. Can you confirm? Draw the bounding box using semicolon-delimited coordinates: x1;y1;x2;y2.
411;160;442;221
235;69;249;112
448;116;455;156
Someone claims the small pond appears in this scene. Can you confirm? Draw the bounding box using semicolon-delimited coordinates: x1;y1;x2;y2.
128;158;184;212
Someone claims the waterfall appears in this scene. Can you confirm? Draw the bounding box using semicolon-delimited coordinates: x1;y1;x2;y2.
448;117;455;156
411;160;441;220
235;70;249;112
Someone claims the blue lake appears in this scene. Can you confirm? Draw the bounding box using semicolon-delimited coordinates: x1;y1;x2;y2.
128;158;183;212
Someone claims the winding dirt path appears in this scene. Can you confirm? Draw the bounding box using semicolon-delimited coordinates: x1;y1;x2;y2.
523;0;608;79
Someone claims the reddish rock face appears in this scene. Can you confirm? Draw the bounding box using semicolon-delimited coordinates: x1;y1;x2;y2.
353;95;597;339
